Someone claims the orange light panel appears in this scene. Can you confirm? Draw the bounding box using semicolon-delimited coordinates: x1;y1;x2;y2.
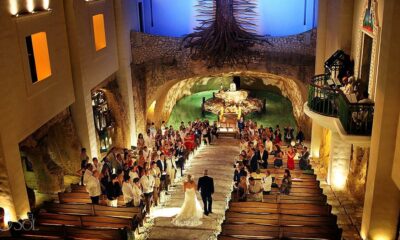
31;32;52;82
92;14;107;51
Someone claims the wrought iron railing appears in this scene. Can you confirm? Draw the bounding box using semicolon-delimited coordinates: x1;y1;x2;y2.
308;74;374;136
308;74;340;117
337;93;374;136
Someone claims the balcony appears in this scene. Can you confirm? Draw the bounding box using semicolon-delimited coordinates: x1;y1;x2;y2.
307;74;374;136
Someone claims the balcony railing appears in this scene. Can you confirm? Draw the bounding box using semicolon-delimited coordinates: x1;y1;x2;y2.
308;74;374;136
308;74;339;117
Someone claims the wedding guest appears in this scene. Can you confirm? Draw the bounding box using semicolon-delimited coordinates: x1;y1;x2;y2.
299;147;311;170
237;176;248;202
132;178;143;207
248;177;263;201
286;146;295;170
106;174;121;207
296;128;305;144
280;169;292;195
140;168;155;214
262;170;272;195
86;170;101;204
122;175;135;207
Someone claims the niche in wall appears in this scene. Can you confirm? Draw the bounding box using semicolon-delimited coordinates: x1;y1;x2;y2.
359;34;373;94
92;91;114;153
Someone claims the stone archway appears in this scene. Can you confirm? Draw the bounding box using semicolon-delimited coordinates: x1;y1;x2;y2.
146;71;310;137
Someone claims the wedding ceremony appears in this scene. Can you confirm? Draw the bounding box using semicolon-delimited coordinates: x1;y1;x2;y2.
0;0;399;240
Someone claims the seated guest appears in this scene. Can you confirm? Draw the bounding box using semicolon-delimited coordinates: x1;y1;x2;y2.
280;169;292;195
249;149;259;172
262;170;272;195
247;177;263;202
86;170;101;204
122;175;135;207
132;178;143;207
358;91;374;104
250;169;265;181
233;164;245;186
272;145;283;168
299;147;311;170
106;174;122;207
237;176;248;202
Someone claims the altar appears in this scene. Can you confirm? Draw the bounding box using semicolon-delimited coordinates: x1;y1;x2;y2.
203;88;264;129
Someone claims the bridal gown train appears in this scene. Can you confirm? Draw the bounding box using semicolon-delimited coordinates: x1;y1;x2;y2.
172;188;204;226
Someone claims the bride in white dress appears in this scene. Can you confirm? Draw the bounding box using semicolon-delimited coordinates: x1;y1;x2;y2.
172;175;204;226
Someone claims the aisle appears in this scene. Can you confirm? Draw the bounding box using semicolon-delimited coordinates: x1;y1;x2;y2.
146;138;239;240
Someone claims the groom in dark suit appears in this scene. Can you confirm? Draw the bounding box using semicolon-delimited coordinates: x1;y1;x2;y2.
198;169;214;215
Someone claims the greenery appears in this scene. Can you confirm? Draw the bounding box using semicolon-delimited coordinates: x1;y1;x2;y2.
167;90;297;130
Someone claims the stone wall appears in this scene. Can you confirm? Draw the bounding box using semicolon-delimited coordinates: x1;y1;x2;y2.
131;30;316;133
0;145;15;223
347;146;369;202
313;128;332;181
101;80;131;149
19;109;81;194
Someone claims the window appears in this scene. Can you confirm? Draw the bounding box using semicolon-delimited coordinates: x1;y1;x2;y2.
26;32;52;83
92;14;107;51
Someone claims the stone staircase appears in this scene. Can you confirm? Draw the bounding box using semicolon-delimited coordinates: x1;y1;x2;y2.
145;138;240;240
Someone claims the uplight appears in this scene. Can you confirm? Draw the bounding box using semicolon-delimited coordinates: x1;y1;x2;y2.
43;0;50;10
9;0;18;15
27;0;34;12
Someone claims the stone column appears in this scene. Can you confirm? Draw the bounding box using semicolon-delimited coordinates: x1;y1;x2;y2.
310;121;323;158
361;0;400;238
114;0;138;147
328;132;351;189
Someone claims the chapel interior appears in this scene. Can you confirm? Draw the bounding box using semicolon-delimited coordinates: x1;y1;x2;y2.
0;0;399;239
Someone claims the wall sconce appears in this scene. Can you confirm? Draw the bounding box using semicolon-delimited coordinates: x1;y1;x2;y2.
10;0;52;17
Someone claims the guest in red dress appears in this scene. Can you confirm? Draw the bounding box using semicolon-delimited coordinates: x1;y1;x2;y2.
184;131;195;151
286;147;295;170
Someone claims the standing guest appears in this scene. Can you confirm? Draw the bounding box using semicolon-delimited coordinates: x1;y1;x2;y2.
86;170;101;204
175;141;186;177
140;168;155;214
265;137;273;153
137;133;145;150
166;154;177;186
83;164;93;186
238;117;245;133
132;178;143;207
156;154;168;192
78;148;89;186
149;122;157;137
259;145;269;169
286;146;295;170
262;170;272;195
280;169;292;195
106;174;121;207
151;162;161;206
296;128;305;145
248;177;263;202
249;149;259;172
299;147;311;170
237;176;248;202
122;175;135;207
92;157;102;172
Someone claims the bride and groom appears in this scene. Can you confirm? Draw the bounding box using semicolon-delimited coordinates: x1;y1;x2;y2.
172;170;214;227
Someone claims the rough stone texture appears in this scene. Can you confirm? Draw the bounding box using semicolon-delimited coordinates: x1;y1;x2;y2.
100;80;131;149
314;128;331;180
0;145;15;222
19;109;81;194
160;71;310;137
146;138;239;240
330;132;352;190
130;30;316;134
347;146;369;202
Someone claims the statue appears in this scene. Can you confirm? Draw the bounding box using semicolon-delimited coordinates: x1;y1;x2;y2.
230;81;237;92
